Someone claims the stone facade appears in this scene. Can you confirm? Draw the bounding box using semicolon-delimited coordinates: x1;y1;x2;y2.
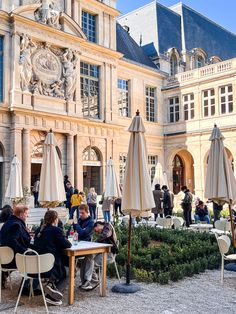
0;0;235;206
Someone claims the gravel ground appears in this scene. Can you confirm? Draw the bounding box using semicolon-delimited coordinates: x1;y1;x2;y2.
2;270;236;314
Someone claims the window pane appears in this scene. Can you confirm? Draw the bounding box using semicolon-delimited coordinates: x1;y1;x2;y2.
82;11;96;43
0;36;3;102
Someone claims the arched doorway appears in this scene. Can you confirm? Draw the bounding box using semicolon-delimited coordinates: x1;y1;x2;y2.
172;155;184;194
172;150;195;194
0;144;4;206
83;146;102;194
31;141;62;189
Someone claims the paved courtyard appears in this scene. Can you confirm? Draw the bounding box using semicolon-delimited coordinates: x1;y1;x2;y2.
2;269;236;314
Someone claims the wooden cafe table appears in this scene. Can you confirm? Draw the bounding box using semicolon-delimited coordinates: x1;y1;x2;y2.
64;241;112;305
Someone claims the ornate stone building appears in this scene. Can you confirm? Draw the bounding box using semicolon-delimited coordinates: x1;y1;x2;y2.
0;0;236;206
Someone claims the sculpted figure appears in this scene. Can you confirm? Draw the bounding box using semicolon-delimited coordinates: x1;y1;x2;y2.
50;80;65;98
35;0;60;29
62;49;78;100
19;35;36;91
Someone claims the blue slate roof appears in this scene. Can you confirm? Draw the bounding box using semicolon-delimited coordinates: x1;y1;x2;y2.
156;4;182;54
116;23;157;69
180;4;236;60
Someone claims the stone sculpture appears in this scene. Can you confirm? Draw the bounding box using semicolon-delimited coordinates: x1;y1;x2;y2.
62;49;78;100
34;0;60;29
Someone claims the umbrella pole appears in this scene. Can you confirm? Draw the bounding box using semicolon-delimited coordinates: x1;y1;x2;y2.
126;214;132;285
229;202;236;248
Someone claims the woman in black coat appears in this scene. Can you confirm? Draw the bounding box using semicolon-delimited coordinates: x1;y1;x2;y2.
34;210;71;304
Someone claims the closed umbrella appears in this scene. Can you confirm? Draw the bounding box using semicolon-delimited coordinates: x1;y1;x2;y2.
5;155;23;201
113;111;155;293
205;124;236;246
152;162;165;189
104;158;121;198
38;130;66;208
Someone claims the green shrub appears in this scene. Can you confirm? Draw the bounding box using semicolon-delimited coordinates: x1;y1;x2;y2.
158;272;170;285
133;268;154;283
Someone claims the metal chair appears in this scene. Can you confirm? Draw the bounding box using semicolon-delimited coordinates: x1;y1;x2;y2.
217;235;236;284
0;246;17;303
14;249;55;313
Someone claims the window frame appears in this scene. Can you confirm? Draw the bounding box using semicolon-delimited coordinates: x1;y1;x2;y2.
168;97;180;123
82;11;97;43
202;89;215;117
117;79;130;117
219;84;233;115
80;61;100;119
119;153;127;188
183;93;195;121
148;155;158;183
0;36;3;103
145;85;157;122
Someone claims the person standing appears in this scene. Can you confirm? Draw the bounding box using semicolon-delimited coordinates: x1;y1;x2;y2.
86;188;97;221
32;176;40;207
65;182;74;212
212;201;223;223
101;193;113;222
162;185;172;217
70;189;83;221
181;186;193;227
114;197;124;216
152;184;164;220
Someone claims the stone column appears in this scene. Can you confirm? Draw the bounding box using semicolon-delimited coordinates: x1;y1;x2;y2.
64;0;72;17
10;128;22;165
67;134;74;186
22;129;31;191
74;134;83;190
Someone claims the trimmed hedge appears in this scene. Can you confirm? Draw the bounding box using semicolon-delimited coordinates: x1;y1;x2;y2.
107;225;221;284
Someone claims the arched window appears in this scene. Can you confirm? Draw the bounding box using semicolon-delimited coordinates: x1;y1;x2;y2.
170;54;178;76
83;147;101;161
196;55;205;68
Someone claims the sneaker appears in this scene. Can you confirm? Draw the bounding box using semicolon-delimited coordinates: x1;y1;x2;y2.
44;282;63;301
45;294;62;306
80;281;93;290
91;273;99;283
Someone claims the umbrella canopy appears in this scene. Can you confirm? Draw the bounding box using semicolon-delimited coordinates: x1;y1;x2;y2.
152;162;165;189
5;155;23;200
205;125;236;205
122;112;155;216
104;158;122;198
38;130;66;207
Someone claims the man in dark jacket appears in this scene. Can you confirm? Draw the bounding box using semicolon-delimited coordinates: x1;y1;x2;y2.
194;201;210;223
162;185;172;217
73;204;94;241
1;205;30;268
181;186;193;227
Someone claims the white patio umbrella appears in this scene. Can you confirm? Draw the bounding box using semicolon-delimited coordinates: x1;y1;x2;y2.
5;155;23;201
38;130;66;208
104;158;121;198
152;162;165;189
121;110;155;287
205;124;236;246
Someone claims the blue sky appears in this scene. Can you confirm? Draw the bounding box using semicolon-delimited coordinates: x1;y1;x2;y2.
117;0;236;34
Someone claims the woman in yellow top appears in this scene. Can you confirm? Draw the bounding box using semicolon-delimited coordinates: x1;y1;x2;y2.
70;189;83;221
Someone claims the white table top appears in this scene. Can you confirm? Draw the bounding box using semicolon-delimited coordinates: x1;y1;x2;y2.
190;224;213;229
66;241;112;251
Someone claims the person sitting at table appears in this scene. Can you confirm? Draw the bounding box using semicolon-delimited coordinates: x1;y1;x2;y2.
194;200;210;224
34;210;72;306
73;204;94;241
80;221;118;291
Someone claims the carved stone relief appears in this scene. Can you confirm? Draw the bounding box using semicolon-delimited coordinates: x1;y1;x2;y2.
19;34;78;101
34;0;61;29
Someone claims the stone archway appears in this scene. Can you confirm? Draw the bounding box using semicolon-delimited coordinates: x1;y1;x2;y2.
172;150;195;194
82;146;103;194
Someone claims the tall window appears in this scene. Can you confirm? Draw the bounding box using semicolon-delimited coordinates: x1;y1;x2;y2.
0;37;3;103
170;54;178;76
220;85;233;114
148;155;158;183
183;93;194;120
169;97;180;123
203;89;215;117
146;86;156;122
119;153;127;187
117;79;129;117
80;62;100;119
82;11;96;43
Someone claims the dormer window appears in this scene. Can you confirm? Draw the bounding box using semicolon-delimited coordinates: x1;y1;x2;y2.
192;48;207;69
170;54;178;76
196;55;205;68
